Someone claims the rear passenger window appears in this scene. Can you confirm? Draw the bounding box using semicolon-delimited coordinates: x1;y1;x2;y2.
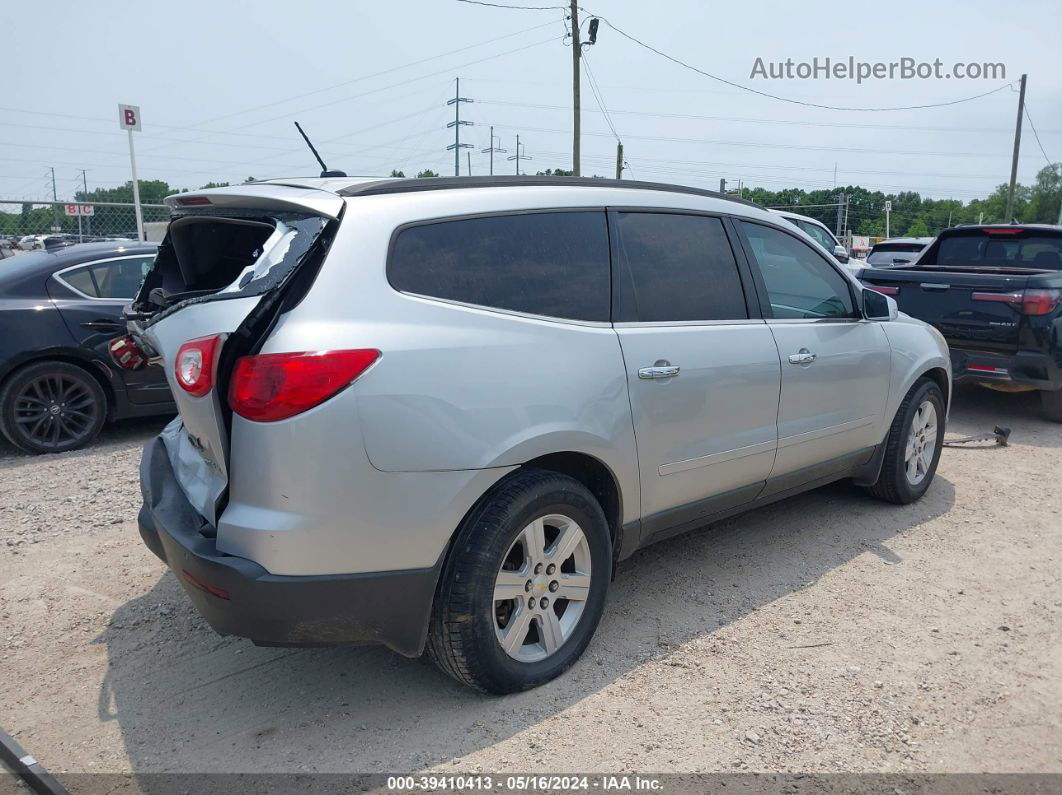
613;212;748;322
388;211;610;322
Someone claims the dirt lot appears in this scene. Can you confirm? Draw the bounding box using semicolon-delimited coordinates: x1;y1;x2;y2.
1;386;1060;781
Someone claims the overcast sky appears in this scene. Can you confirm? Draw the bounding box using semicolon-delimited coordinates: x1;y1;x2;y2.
3;0;1059;204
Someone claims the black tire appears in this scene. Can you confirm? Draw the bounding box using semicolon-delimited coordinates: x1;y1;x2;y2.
1039;389;1062;423
427;468;612;694
868;377;945;505
0;361;107;454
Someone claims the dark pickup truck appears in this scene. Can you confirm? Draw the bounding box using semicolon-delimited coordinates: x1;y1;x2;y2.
859;224;1062;421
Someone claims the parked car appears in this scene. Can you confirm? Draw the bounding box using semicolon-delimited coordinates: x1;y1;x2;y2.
131;176;950;693
859;223;1062;420
866;237;934;267
769;208;852;267
0;241;174;454
17;235;43;251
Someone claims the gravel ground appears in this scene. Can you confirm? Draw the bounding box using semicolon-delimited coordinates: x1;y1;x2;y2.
1;386;1060;781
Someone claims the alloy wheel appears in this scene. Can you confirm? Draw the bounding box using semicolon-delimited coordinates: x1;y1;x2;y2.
493;513;592;663
13;373;100;450
904;399;938;485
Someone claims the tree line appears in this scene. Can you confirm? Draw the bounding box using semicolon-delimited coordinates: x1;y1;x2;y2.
2;164;1058;240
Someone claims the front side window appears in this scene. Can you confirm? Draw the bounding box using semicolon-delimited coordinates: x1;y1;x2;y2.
740;221;855;320
613;212;748;322
388;211;610;322
59;256;155;299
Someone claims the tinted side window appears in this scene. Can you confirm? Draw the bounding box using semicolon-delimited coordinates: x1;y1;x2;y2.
389;212;610;322
740;221;855;320
60;257;154;299
61;266;99;297
613;212;747;322
92;257;154;298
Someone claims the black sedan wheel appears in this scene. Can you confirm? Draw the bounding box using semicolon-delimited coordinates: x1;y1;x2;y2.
0;362;107;454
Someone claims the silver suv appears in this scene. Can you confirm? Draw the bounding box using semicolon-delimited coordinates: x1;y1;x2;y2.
131;176;950;693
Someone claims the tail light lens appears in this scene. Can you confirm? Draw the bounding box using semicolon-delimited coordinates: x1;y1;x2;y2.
229;349;380;422
1020;289;1061;316
972;289;1060;316
174;334;222;397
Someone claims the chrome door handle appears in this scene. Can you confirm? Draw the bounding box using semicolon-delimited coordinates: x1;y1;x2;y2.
638;364;680;380
788;349;817;365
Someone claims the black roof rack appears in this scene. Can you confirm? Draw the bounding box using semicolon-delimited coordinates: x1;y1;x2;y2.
337;175;762;208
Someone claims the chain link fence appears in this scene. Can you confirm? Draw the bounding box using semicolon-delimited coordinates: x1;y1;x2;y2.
0;200;171;249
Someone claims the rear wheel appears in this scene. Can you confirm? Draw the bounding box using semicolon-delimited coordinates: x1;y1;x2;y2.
1039;389;1062;423
427;469;611;693
868;377;945;504
0;361;107;454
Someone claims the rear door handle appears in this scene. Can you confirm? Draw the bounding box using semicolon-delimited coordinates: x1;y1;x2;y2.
638;364;680;380
80;319;126;332
788;349;817;365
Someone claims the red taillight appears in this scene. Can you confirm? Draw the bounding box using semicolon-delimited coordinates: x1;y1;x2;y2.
228;349;380;422
972;289;1060;316
1020;289;1061;316
174;334;222;397
176;196;212;206
972;291;1023;305
982;227;1022;235
864;284;899;296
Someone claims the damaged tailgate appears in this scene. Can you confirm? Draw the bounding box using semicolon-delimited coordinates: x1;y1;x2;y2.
128;185;343;525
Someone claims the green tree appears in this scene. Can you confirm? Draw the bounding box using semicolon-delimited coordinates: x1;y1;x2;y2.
416;169;439;179
390;170;406;178
536;168;575;176
904;218;930;237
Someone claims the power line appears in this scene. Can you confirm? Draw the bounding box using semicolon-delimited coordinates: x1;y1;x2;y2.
583;11;1016;112
453;0;1019;113
474;99;1062;135
580;53;620;142
1023;103;1056;166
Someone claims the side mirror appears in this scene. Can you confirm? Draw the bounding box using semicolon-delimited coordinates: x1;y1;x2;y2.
833;244;850;263
863;288;898;321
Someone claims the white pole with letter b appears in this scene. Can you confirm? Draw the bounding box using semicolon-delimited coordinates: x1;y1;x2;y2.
119;104;145;242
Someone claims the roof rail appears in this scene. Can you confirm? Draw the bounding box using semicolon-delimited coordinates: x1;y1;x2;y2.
337;174;762;208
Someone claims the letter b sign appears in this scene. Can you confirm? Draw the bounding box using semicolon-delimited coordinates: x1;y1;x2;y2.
118;103;142;131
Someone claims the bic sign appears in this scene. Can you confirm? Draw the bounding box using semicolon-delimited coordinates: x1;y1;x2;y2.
64;205;95;217
118;103;142;131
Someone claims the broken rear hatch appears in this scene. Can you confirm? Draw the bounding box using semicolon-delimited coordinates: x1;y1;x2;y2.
127;184;343;525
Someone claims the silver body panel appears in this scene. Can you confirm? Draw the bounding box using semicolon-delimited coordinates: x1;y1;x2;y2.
141;180;951;577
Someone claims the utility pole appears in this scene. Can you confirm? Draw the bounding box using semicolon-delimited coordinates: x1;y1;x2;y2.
1005;73;1027;222
80;169;92;236
507;135;531;175
570;0;581;176
50;167;59;231
446;77;473;177
836;193;845;236
467;151;472;176
481;125;507;176
615;142;624;180
719;178;726;194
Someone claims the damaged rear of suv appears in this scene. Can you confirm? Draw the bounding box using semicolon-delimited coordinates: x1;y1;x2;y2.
133;176;949;694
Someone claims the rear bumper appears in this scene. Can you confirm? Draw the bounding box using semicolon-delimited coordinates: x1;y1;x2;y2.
137;435;439;657
950;348;1062;391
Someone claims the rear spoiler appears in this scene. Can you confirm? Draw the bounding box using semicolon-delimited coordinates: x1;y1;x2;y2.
165;184;344;220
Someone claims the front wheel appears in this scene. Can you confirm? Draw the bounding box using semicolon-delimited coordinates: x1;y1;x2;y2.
868;377;945;505
427;469;612;693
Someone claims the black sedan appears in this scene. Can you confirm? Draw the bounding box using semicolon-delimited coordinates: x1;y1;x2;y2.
0;241;174;453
